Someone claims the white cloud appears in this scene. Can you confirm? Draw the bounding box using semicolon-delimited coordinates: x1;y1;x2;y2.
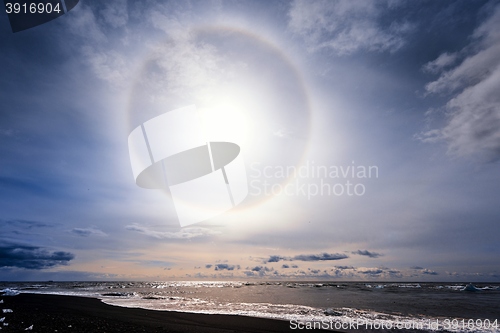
421;5;500;162
287;0;413;55
125;224;221;239
81;47;130;88
61;2;133;89
422;52;458;74
98;0;128;28
66;4;107;43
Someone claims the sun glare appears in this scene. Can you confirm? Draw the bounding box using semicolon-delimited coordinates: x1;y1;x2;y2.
197;86;256;151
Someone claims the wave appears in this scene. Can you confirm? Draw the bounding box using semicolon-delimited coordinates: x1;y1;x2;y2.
0;288;20;296
101;296;500;333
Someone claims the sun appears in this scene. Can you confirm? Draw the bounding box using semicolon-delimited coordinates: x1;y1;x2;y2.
197;87;255;152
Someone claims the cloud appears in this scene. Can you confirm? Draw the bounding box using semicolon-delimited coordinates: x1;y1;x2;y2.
250;266;273;272
98;0;128;28
422;269;439;275
420;4;500;162
82;47;130;88
352;250;382;258
65;2;107;44
335;265;356;270
205;264;213;269
125;224;220;239
70;228;107;237
412;266;438;275
359;268;384;276
282;264;290;269
264;252;348;263
292;253;349;261
422;52;458;74
3;219;52;229
126;23;249;120
243;266;273;277
214;264;240;271
60;1;134;89
0;243;74;269
387;269;403;278
266;255;284;263
288;0;413;55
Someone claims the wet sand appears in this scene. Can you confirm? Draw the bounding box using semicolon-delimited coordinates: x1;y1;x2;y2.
0;293;334;332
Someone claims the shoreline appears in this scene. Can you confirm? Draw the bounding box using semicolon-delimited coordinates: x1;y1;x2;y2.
1;293;335;332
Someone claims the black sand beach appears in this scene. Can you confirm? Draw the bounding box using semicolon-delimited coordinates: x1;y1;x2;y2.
0;293;333;332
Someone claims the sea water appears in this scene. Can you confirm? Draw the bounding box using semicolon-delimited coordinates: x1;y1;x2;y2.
1;281;499;332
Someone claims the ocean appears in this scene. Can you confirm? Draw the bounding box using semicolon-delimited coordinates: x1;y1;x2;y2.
1;281;499;332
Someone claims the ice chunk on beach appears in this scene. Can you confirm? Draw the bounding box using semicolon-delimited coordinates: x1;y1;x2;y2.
463;283;481;292
25;325;33;330
0;300;3;304
324;308;342;316
1;310;12;313
0;317;4;322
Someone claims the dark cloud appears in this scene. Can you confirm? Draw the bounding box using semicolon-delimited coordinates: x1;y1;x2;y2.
244;266;273;277
292;253;348;261
264;253;348;263
205;264;212;269
352;250;382;258
0;243;74;269
281;264;290;269
388;270;403;278
335;265;356;270
214;264;240;271
250;266;273;272
360;269;384;276
266;255;284;263
412;266;439;275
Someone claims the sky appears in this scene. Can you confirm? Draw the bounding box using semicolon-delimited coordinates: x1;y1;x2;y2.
1;0;499;282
